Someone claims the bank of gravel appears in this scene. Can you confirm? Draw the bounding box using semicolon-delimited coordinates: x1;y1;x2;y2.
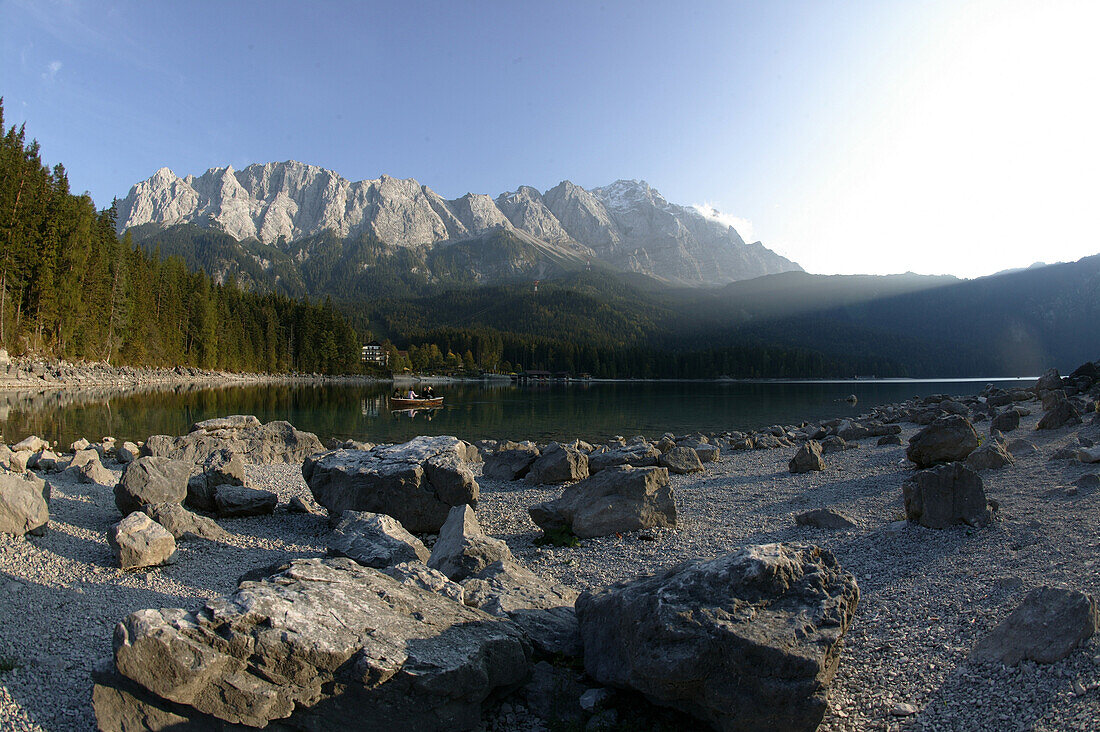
0;402;1098;730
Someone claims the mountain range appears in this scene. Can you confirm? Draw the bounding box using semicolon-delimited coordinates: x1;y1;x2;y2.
115;161;800;287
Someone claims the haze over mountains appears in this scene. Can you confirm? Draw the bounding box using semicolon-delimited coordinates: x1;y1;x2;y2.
116;161;800;287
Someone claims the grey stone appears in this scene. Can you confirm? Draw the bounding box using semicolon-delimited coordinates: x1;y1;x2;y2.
971;586;1098;665
820;435;850;454
12;435;48;453
529;465;675;539
965;439;1015;471
575;543;859;732
329;510;429;568
1077;445;1100;463
304;436;478;532
140;503;228;541
462;559;581;657
695;443;720;462
525;443;589;484
92;557;531;729
0;472;49;536
1007;438;1039;457
587;443;660;473
796;507;859;529
143;417;323;465
213;484;277;517
906;415;980;467
28;449;61;472
116;441;140;464
428;504;512;581
659;446;705;475
287;495;319;514
114;457;192;516
185;448;246;512
903;462;992;528
990;409;1021;433
1037;399;1083;430
877;434;903;446
78;457;116;486
108;513;177;570
381;560;465;604
789;440;825;473
1035;368;1063;393
482;442;540;480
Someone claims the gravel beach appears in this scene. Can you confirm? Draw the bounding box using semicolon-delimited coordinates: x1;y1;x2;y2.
1;402;1098;730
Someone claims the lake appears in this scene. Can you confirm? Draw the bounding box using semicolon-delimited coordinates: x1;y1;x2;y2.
0;378;1033;449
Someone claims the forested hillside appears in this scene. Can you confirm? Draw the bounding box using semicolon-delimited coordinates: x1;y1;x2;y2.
0;102;360;374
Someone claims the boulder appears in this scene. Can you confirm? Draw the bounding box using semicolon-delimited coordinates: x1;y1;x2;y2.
796;508;859;529
789;440;825;474
12;435;48;453
381;561;466;604
0;472;50;536
525;443;588;484
659;446;704;475
529;465;675;539
108;513;177;570
588;443;661;473
115;442;140;464
903;462;992;528
114;457;192;516
213;484;277;517
1079;446;1100;464
1035;368;1063;393
990;409;1021;434
142;417;323;465
970;586;1098;665
877;434;903;446
482;442;540;480
695;443;720;462
70;437;91;452
462;559;581;658
29;449;61;472
965;439;1015;471
92;557;531;730
575;543;859;732
906;415;980;468
1036;399;1082;430
328;510;429;568
140;503;228;542
820;435;850;454
1007;438;1039;457
303;436;478;532
287;495;319;514
427;504;513;581
185;448;247;512
6;449;31;473
78;456;116;486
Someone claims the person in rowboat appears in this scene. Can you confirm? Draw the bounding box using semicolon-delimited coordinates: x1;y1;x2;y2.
405;387;418;399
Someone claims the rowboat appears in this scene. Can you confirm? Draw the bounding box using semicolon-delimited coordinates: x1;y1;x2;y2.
389;396;444;409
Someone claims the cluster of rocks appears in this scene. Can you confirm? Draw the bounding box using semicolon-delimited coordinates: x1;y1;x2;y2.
0;351;272;388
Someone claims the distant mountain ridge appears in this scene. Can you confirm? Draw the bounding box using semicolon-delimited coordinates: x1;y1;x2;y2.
116;161;800;286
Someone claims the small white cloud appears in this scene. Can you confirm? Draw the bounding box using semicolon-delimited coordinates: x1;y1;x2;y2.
692;202;756;242
42;60;62;80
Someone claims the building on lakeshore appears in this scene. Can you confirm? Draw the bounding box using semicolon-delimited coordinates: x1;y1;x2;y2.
361;341;388;366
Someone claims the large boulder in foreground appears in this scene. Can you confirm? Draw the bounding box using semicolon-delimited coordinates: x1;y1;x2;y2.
92;557;531;731
575;543;859;732
906;415;980;468
482;442;540;480
303;436;478;532
142;416;323;465
528;465;675;539
0;471;49;536
903;462;992;528
970;586;1098;665
113;456;192;516
1036;398;1083;430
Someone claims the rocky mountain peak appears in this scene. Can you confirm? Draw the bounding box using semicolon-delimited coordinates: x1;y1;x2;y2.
116;161;801;286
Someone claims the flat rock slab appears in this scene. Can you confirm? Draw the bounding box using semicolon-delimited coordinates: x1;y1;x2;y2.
796;507;859;529
304;436;478;533
213;484;278;517
92;557;531;730
971;586;1098;665
328;510;430;568
575;543;859;732
143;417;324;465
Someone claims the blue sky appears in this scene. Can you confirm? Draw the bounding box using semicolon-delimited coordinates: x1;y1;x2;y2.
3;0;1098;277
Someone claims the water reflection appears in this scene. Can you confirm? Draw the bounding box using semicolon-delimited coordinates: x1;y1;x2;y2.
0;378;1032;448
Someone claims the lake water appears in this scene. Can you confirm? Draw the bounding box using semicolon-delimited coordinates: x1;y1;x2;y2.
0;378;1033;449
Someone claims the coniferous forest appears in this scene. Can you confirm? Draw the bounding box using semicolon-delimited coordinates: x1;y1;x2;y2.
0;101;360;374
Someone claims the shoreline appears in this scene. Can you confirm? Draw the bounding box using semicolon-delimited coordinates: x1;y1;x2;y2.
0;366;1097;730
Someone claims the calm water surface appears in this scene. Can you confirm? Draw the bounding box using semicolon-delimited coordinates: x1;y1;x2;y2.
0;378;1033;449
